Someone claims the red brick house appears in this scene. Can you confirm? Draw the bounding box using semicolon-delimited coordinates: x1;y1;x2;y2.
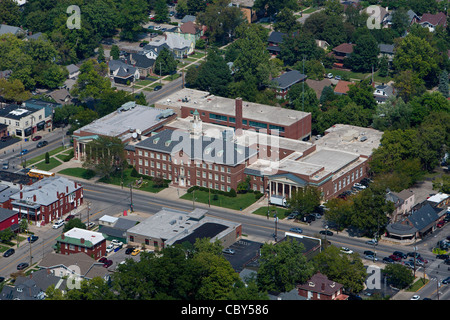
0;208;19;232
297;272;348;300
9;176;83;225
56;227;106;259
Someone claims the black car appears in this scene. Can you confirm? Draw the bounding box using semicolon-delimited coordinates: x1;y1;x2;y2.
319;230;333;236
364;250;376;256
3;248;15;257
437;254;450;260
125;247;135;255
443;276;450;284
154;85;162;91
383;257;394;264
17;262;29;270
36;140;48;148
444;259;450;265
28;235;39;243
393;251;407;259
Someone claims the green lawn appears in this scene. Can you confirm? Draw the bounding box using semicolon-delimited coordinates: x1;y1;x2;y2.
34;157;62;171
58;167;96;180
252;205;292;218
181;190;259;211
27;146;71;166
98;168;168;193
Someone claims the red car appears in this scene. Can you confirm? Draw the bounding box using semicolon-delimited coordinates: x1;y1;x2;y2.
98;257;107;263
103;260;113;268
437;220;445;228
389;254;402;262
32;135;42;141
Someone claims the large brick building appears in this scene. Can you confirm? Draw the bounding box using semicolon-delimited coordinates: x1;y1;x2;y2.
155;88;312;141
9;176;83;225
56;228;106;259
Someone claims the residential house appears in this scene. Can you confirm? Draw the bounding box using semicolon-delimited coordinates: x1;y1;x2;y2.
0;269;67;300
108;59;140;85
427;193;449;209
126;52;155;78
267;31;285;56
173;21;203;46
151;33;194;58
66;64;80;79
418;12;447;32
386;189;415;222
297;272;347;300
271;70;307;99
9;176;84;225
181;15;196;24
330;43;354;69
305;78;333;99
315;39;330;51
39;252;111;281
142;41;170;60
0;207;19;232
230;0;258;23
0;24;25;37
56;228;106;259
378;43;394;64
334;80;354;95
373;83;395;104
46;88;72;106
0;104;46;139
25;32;45;41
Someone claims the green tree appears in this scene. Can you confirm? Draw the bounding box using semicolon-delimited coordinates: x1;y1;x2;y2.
384;264;414;289
313;245;366;293
154;47;177;76
154;0;169;23
378;55;389;78
117;0;148;41
187;0;206;15
257;240;314;292
194;48;232;96
64;277;116;300
254;0;298;17
393;70;426;102
438;70;449;98
83;136;126;179
97;45;105;63
347;34;380;73
110;45;120;60
273;8;300;33
347;80;377;110
324;197;353;232
372;96;412;131
0;0;21;26
0;78;32;102
287;186;322;218
324;0;343;16
175;0;189;17
390;7;409;36
280;32;324;67
71;59;112;100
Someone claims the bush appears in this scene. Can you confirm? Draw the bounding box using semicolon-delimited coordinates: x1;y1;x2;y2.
63;149;74;162
81;169;96;180
228;188;237;197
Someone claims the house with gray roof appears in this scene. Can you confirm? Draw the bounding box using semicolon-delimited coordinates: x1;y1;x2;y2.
0;24;25;37
9;176;83;225
125;52;155;77
66;64;80;79
98;215;137;243
378;43;395;63
181;15;196;23
108;59;140;85
271;70;307;99
0;269;67;300
145;33;194;59
373;83;395;104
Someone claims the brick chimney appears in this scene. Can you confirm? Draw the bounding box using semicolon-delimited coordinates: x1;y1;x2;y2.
20;192;23;199
235;97;243;131
33;194;36;202
80;238;85;244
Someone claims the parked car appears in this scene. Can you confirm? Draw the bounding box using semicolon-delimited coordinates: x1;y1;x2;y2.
334;75;341;80
154;85;162;91
437;220;446;228
222;248;235;255
327;73;333;79
364;250;376;256
32;135;42;141
86;222;95;229
442;276;450;284
340;247;353;254
365;255;378;261
52;219;65;229
106;244;114;253
20;149;28;155
17;262;29;270
389;254;402;262
111;239;123;247
319;230;333;236
393;251;407;259
103;260;113;268
36;140;48;148
366;239;378;246
28;235;39;243
437;254;449;260
410;295;420;300
125;247;135;255
3;248;15;257
65;214;75;222
2;162;8;169
289;227;303;234
131;248;140;256
444;259;450;265
353;183;366;189
99;257;108;263
383;257;394;264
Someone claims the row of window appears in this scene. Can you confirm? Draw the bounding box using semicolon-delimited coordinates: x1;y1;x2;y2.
333;167;364;193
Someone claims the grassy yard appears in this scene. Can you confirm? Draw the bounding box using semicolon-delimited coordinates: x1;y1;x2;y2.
98;168;169;193
406;277;429;292
58;167;96;180
34;157;62;171
252;205;292;218
27;146;70;166
181;190;260;211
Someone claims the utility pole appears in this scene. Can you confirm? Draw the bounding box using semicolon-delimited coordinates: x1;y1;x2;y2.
129;184;133;212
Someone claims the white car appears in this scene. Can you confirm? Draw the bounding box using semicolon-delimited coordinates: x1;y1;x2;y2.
111;239;123;247
52;219;64;229
327;73;333;79
353;183;366;189
340;247;353;254
106;244;115;253
410;295;420;300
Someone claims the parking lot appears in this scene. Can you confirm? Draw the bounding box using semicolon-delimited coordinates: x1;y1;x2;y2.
222;239;263;273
